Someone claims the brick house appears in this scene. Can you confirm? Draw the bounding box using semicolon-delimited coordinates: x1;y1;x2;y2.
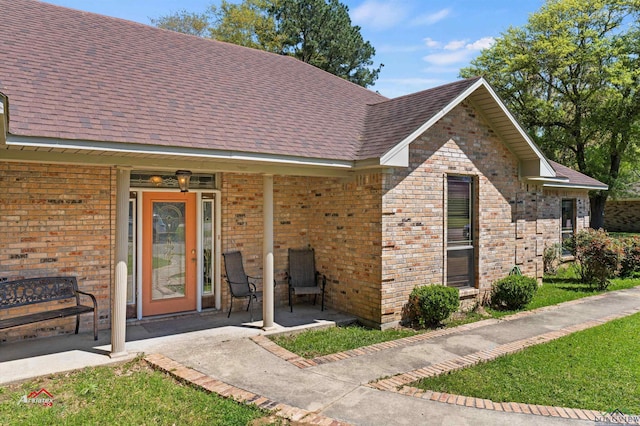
0;0;606;353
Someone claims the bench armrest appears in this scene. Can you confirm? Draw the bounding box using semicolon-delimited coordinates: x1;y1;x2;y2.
316;272;327;290
75;290;98;309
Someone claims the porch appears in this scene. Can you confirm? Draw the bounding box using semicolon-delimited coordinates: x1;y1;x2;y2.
0;305;355;385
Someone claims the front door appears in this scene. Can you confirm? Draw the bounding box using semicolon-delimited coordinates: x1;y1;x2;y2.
142;192;197;316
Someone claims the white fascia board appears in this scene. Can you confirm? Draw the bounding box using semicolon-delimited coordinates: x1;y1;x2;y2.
379;78;555;178
380;79;486;167
0;94;6;146
543;182;609;191
5;135;354;170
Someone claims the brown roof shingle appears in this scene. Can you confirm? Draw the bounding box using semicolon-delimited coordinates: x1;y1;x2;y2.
0;0;608;191
358;78;481;159
548;161;607;189
1;0;385;161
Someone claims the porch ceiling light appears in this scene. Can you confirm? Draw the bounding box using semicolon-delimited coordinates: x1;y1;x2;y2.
175;170;192;192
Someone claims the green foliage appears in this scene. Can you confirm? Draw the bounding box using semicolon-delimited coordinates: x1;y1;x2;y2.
272;0;381;87
150;9;211;37
461;0;640;227
566;228;622;289
151;0;382;87
543;243;562;275
408;285;459;327
491;275;538;310
210;0;285;52
619;235;640;278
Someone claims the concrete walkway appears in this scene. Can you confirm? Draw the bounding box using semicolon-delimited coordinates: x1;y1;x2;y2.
3;288;640;425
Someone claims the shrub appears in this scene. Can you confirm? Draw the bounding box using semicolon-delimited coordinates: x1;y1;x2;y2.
408;285;459;327
543;243;562;275
568;229;622;290
491;275;538;310
620;235;640;278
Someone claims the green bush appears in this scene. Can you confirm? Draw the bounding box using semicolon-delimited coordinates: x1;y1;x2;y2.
566;229;622;290
491;275;538;310
619;235;640;278
543;243;562;275
408;285;459;327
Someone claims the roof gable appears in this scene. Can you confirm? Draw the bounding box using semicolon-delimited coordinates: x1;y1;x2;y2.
359;77;555;179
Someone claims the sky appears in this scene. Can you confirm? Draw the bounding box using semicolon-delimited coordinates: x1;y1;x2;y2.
42;0;546;98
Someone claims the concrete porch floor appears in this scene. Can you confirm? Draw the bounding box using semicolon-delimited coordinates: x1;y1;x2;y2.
0;304;355;385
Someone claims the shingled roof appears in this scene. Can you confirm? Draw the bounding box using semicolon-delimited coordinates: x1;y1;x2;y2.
0;0;607;190
0;0;384;161
548;161;608;190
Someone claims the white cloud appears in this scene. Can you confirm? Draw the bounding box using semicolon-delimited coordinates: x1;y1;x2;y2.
444;40;467;51
423;36;494;66
423;37;440;48
410;8;451;26
350;0;407;30
423;50;473;66
466;37;495;50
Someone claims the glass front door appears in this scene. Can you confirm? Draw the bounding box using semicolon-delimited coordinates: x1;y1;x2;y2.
142;192;197;316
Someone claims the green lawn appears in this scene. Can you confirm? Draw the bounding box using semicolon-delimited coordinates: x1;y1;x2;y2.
271;324;420;359
488;267;640;318
273;268;640;359
0;358;272;425
413;312;640;413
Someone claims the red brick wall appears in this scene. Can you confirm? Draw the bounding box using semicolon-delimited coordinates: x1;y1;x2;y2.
220;173;382;322
380;103;546;325
0;162;114;342
604;200;640;232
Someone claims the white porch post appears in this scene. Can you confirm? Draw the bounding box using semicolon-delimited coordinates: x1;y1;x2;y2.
263;174;275;329
111;167;130;358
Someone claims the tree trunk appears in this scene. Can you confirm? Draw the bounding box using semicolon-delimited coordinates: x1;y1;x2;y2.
589;191;608;230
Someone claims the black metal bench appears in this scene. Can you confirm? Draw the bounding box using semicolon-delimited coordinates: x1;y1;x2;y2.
0;276;98;340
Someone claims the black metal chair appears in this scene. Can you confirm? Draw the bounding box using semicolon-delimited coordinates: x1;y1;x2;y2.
287;248;326;312
222;251;262;321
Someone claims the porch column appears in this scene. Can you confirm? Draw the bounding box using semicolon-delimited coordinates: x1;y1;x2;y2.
111;167;130;358
263;174;275;329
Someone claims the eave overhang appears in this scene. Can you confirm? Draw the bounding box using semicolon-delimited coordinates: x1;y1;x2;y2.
376;78;556;180
0;94;7;147
2;134;356;178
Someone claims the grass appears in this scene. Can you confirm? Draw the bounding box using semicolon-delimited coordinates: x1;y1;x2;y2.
0;357;273;425
487;266;640;318
273;267;640;358
413;312;640;413
271;324;420;359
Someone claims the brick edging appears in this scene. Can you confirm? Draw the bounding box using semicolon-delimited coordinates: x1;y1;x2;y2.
144;353;352;426
252;290;619;369
367;307;640;423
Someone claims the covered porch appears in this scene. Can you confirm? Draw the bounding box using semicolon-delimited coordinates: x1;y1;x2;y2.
0;305;355;385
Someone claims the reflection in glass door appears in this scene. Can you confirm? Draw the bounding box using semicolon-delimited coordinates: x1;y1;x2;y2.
142;192;196;316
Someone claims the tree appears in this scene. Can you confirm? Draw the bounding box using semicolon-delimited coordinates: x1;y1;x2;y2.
150;10;211;37
152;0;382;87
461;0;640;228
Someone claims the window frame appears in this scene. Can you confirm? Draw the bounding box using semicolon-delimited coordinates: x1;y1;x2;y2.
446;175;476;288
